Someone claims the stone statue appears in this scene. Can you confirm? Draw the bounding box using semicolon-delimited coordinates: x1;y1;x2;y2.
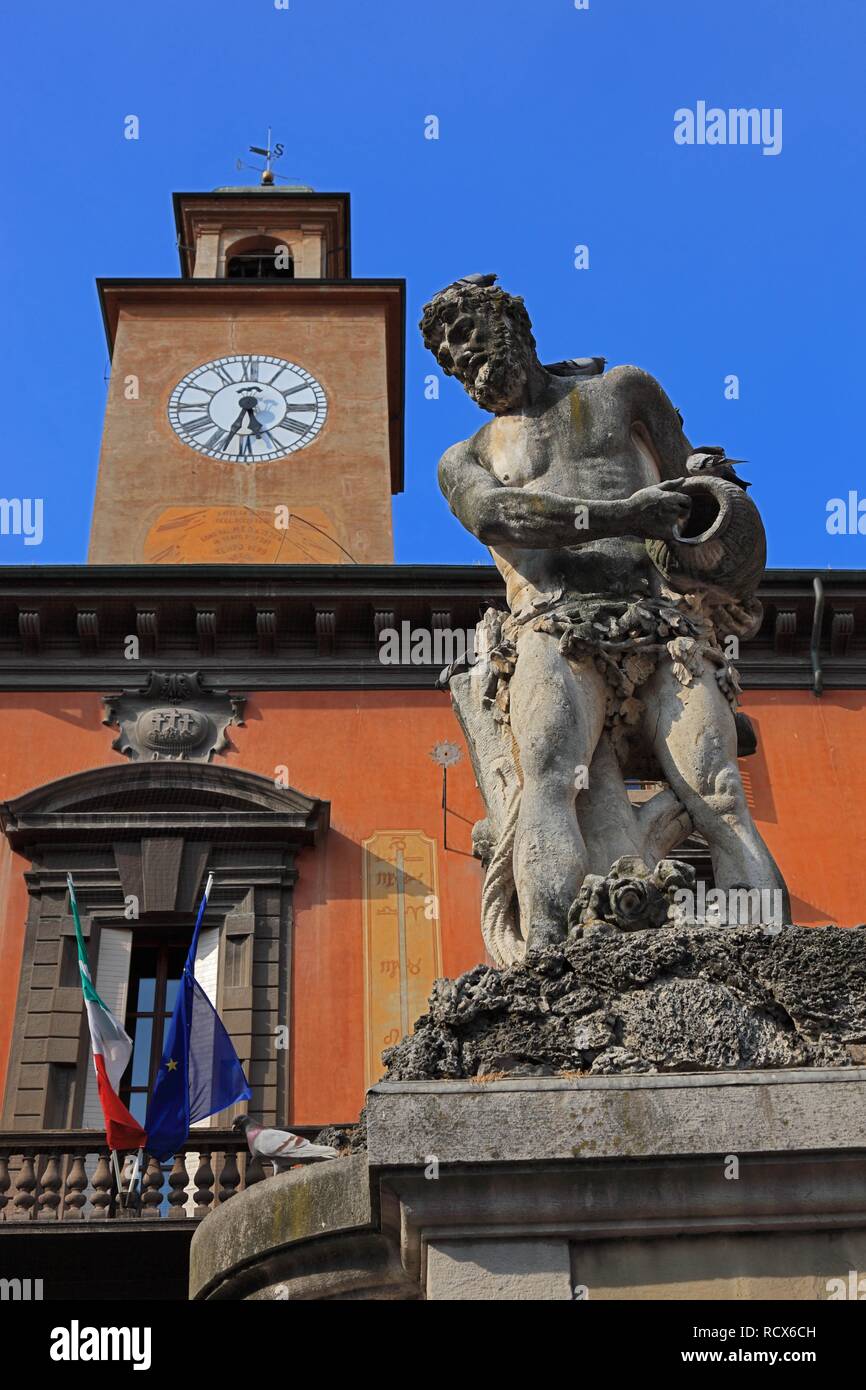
420;274;789;965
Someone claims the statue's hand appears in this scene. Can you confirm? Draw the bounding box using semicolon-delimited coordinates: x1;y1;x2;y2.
623;479;692;540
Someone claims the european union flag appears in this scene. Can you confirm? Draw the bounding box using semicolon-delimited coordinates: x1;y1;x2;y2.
145;874;251;1162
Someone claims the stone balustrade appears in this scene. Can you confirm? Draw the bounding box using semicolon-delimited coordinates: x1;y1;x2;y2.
0;1127;328;1222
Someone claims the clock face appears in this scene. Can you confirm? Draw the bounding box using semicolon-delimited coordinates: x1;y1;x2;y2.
167;354;327;462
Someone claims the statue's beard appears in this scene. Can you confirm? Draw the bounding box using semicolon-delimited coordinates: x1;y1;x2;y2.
465;348;527;412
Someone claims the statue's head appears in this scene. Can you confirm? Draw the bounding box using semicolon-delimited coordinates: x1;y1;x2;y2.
419;275;539;413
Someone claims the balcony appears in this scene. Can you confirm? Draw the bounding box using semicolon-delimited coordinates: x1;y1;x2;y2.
0;1126;348;1299
0;1127;332;1223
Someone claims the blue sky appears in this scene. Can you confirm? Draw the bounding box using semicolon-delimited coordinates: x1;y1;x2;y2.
2;0;864;567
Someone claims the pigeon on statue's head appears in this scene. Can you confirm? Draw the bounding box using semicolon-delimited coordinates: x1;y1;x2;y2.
232;1115;339;1170
456;272;498;288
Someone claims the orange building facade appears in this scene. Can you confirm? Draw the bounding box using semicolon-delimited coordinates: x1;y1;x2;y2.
0;577;864;1129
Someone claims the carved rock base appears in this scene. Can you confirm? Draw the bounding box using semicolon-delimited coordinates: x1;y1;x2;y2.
379;924;866;1081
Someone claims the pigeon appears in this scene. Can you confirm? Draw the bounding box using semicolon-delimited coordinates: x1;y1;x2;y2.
686;446;751;490
544;356;607;378
232;1115;339;1170
456;272;498;287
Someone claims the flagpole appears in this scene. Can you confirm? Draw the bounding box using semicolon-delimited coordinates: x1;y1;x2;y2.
66;871;148;1197
144;869;251;1164
127;1146;143;1198
188;872;215;965
110;1149;124;1201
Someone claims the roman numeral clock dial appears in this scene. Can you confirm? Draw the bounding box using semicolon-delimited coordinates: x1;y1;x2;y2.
168;355;327;462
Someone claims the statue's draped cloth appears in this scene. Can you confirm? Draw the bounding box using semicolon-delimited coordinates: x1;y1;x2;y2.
475;587;760;763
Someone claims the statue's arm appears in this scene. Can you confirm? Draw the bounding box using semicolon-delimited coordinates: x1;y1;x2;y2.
438;440;688;547
611;366;694;479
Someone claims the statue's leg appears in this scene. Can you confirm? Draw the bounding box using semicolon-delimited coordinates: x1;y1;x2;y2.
508;630;607;947
646;660;790;923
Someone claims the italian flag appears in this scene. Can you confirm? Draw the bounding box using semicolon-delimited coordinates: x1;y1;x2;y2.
68;874;147;1152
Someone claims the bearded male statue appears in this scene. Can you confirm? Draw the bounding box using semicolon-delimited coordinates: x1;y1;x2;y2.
421;274;789;964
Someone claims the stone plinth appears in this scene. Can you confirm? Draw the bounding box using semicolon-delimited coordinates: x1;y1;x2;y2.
190;1069;866;1301
188;1153;415;1301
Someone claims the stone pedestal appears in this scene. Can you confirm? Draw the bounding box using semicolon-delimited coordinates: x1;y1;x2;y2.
190;1069;866;1301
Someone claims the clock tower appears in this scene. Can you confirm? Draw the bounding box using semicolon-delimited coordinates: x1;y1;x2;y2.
88;185;404;564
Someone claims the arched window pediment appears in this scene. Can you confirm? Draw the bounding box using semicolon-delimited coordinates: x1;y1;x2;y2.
0;762;329;851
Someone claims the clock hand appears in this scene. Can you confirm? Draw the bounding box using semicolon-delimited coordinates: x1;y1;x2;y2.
224;409;246;446
235;391;266;439
244;408;265;438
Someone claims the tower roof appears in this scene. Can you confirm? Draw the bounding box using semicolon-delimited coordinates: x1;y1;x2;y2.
212;184;315;193
172;190;352;279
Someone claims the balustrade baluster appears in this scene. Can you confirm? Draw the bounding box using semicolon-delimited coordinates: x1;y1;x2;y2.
63;1152;88;1220
217;1149;240;1204
193;1150;215;1217
245;1152;267;1187
12;1152;37;1220
140;1156;165;1218
167;1153;190;1218
89;1151;113;1219
37;1153;62;1220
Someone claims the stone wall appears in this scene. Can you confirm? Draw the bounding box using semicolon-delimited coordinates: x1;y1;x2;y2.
190;1069;866;1301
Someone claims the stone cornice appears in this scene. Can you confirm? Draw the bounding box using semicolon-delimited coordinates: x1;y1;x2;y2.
0;565;862;692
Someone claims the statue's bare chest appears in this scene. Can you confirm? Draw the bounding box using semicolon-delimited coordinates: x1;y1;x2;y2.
478;385;641;498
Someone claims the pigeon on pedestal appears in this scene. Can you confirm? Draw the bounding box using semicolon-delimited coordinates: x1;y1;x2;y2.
232;1115;339;1171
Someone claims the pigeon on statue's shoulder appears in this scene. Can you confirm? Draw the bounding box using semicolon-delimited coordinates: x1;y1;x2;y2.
232;1115;339;1170
544;356;607;378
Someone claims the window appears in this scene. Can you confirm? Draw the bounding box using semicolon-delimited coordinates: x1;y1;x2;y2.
121;939;187;1126
226;239;294;280
2;760;322;1130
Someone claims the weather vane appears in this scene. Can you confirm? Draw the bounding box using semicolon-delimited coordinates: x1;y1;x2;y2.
235;128;288;186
